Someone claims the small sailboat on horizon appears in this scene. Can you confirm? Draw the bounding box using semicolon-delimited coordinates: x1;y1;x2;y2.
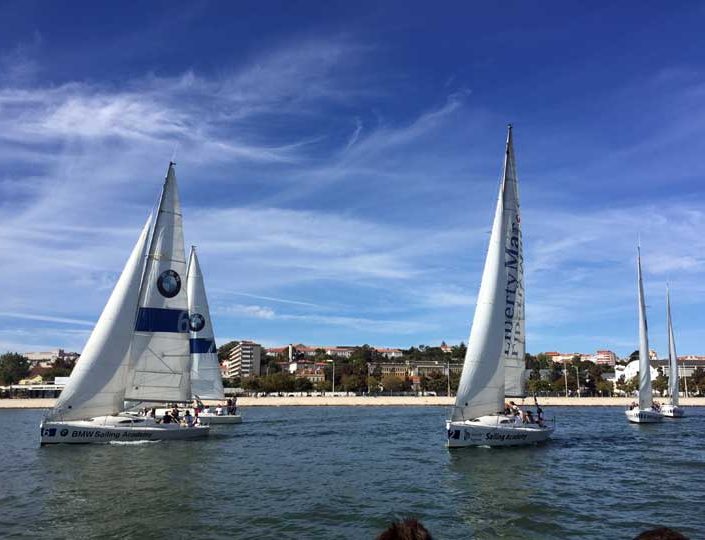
40;163;210;445
625;246;663;424
661;285;684;418
446;125;554;448
185;246;241;425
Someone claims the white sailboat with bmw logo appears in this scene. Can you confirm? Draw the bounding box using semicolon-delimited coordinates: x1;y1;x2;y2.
446;126;554;448
185;246;241;425
40;163;210;445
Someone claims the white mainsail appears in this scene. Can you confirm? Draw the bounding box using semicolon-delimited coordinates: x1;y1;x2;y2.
500;128;526;397
125;162;191;402
636;246;653;410
187;247;225;400
452;126;521;421
666;285;679;407
47;216;152;421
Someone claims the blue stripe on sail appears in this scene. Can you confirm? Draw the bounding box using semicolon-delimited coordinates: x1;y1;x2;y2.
190;338;216;354
135;307;189;333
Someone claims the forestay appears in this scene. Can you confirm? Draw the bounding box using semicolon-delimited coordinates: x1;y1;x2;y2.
125;163;191;402
47;216;152;421
187;247;225;400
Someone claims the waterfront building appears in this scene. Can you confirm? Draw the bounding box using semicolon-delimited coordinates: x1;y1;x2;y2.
550;352;591;364
593;350;617;366
226;341;262;378
264;344;401;359
24;349;79;367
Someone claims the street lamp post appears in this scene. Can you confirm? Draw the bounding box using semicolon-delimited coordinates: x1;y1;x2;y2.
574;366;581;398
446;360;451;397
331;360;335;395
563;361;569;397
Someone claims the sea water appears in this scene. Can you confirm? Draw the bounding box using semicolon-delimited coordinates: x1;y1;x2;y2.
1;406;702;539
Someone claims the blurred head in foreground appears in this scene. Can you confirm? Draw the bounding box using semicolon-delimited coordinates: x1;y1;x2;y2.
634;527;688;540
377;518;432;540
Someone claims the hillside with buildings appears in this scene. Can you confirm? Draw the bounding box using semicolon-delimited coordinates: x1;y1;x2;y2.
3;343;705;399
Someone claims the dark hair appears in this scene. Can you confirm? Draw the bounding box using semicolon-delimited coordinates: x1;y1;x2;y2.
634;527;688;540
377;518;433;540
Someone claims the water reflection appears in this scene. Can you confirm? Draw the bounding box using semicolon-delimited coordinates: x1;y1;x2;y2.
447;445;571;539
36;441;211;539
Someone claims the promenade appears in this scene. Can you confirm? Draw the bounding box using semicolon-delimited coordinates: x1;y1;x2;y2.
2;396;705;409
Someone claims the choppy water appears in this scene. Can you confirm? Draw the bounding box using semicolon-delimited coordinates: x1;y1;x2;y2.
1;406;702;539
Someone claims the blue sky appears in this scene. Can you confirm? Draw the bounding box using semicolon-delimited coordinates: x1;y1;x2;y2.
1;1;704;357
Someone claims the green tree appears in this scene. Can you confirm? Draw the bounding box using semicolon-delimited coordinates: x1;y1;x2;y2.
653;368;668;396
294;377;313;392
451;342;466;360
242;377;261;392
223;376;242;388
315;380;332;393
527;379;552;394
381;374;404;393
341;373;365;393
217;341;239;363
367;375;381;394
43;356;77;380
0;353;30;385
596;379;614;396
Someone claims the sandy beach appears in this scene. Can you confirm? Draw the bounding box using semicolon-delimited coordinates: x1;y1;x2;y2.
2;396;704;409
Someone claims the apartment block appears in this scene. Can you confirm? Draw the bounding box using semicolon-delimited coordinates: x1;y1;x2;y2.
227;341;262;378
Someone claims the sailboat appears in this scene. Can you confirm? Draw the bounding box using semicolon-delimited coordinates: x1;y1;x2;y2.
186;247;241;425
446;125;553;448
625;246;663;423
661;285;684;418
40;163;210;444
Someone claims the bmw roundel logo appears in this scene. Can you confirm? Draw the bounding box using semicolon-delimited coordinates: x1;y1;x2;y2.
189;313;206;332
60;429;69;436
157;269;181;298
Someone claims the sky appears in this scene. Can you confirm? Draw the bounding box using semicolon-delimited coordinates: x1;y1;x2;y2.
1;1;704;357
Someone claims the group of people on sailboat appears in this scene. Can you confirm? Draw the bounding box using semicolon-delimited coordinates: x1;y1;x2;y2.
503;401;545;427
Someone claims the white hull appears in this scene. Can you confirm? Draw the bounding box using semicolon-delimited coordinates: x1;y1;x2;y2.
40;415;210;445
197;413;242;425
661;404;685;418
446;415;554;448
625;408;664;423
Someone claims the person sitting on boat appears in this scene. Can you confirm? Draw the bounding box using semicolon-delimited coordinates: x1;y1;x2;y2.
653;401;661;412
149;407;156;418
503;403;512;415
183;410;194;427
160;411;173;424
525;410;535;424
215;404;223;416
171;407;180;421
514;411;523;426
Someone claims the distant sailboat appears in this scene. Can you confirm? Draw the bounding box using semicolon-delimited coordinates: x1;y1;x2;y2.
187;247;242;425
661;285;684;418
446;125;553;448
625;246;663;423
40;163;210;444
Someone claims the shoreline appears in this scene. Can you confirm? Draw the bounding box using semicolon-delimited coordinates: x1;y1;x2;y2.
1;396;704;409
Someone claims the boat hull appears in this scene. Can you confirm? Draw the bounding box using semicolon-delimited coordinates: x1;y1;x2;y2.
660;404;685;418
446;415;554;448
625;408;664;423
197;413;242;425
40;416;210;445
